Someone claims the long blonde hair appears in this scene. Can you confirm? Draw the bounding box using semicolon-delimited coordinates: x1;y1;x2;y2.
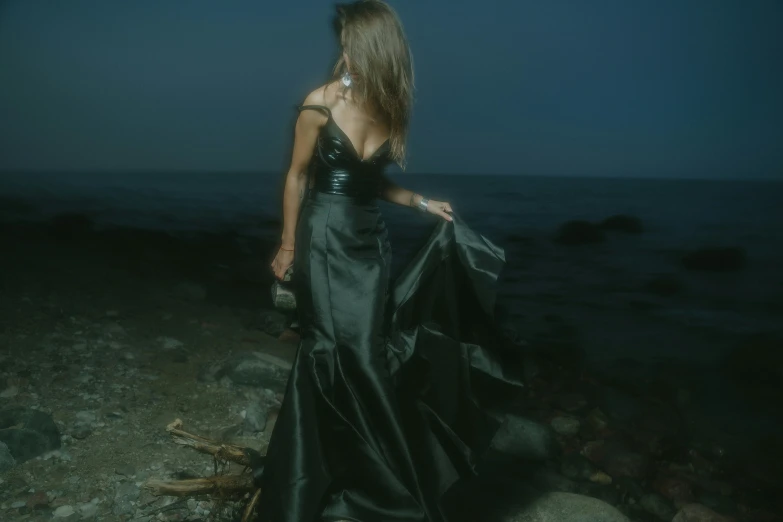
332;1;414;168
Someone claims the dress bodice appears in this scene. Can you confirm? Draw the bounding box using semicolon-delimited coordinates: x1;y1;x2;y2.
298;105;391;199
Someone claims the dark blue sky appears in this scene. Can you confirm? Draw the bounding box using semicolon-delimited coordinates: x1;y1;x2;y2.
0;0;781;178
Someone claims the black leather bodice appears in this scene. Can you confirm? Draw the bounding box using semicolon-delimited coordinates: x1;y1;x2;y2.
299;105;391;200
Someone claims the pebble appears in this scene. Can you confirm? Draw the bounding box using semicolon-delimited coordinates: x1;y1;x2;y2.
104;323;126;336
158;336;184;350
78;502;99;518
590;471;613;485
551;416;581;436
0;386;19;399
115;464;136;477
640;492;676;521
52;505;76;518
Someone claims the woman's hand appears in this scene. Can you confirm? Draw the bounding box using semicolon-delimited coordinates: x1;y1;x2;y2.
270;247;294;280
426;200;453;222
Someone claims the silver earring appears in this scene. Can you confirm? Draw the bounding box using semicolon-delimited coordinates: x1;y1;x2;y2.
341;71;352;87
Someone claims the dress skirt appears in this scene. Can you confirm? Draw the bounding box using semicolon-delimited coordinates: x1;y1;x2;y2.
257;191;524;522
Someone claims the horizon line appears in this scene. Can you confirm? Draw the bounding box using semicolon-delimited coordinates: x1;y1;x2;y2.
0;169;781;183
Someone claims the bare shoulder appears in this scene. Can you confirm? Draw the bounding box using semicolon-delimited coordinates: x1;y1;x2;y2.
302;85;327;107
297;85;332;129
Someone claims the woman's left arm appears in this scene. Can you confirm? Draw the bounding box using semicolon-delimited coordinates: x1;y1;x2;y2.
378;174;453;221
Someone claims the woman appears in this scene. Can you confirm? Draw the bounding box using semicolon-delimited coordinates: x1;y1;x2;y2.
260;2;522;521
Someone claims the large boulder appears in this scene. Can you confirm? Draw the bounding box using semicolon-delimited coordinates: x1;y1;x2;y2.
0;441;15;472
492;416;559;461
0;408;61;463
672;503;733;522
504;492;629;522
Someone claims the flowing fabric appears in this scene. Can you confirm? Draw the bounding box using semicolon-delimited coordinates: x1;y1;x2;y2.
257;106;524;522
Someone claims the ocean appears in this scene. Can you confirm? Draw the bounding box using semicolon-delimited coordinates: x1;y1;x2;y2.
2;171;782;368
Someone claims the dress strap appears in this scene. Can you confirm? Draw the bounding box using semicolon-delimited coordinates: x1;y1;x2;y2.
297;105;332;117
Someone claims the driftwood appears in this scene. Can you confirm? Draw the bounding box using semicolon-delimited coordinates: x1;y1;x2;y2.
143;418;264;520
144;474;255;497
165;418;253;467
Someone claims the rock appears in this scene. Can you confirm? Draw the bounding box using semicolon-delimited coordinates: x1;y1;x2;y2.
0;441;15;472
578;482;621;506
640;492;676;521
219;352;291;387
615;476;646;502
115;464;136;477
492;416;559;461
672;503;733;522
243;402;268;433
176;281;206;301
560;453;598;481
0;386;18;399
112;482;140;516
75;411;97;424
0;408;61;463
71;426;92;440
157;336;184;350
26;490;49;509
696;493;737;517
197;361;223;382
589;471;612;485
551;416;580;436
645;274;685;296
103;322;126;336
78;502;99;519
681;247;746;272
555;221;606;245
278;328;300;343
52;505;76;518
255;309;289;338
557;393;588;412
654;475;694;505
504;492;629;521
529;467;579;493
583;438;648;479
586;408;610;433
599;215;644;234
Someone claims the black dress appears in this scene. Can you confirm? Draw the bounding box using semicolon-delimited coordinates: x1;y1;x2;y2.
257;105;524;522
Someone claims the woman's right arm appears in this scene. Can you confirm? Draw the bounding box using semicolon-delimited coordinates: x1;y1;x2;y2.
271;92;328;280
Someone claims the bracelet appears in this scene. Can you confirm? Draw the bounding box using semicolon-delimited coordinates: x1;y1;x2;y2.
280;246;294;252
417;197;429;213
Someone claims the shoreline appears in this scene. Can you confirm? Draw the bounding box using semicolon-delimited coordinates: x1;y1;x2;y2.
1;212;781;520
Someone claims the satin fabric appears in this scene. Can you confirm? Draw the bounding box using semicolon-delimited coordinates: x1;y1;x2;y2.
257;106;524;522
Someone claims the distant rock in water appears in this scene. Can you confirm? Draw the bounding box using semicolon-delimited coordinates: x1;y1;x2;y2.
599;215;643;234
555;220;605;245
681;247;746;272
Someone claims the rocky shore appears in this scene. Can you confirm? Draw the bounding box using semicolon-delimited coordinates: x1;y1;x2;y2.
1;216;780;521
